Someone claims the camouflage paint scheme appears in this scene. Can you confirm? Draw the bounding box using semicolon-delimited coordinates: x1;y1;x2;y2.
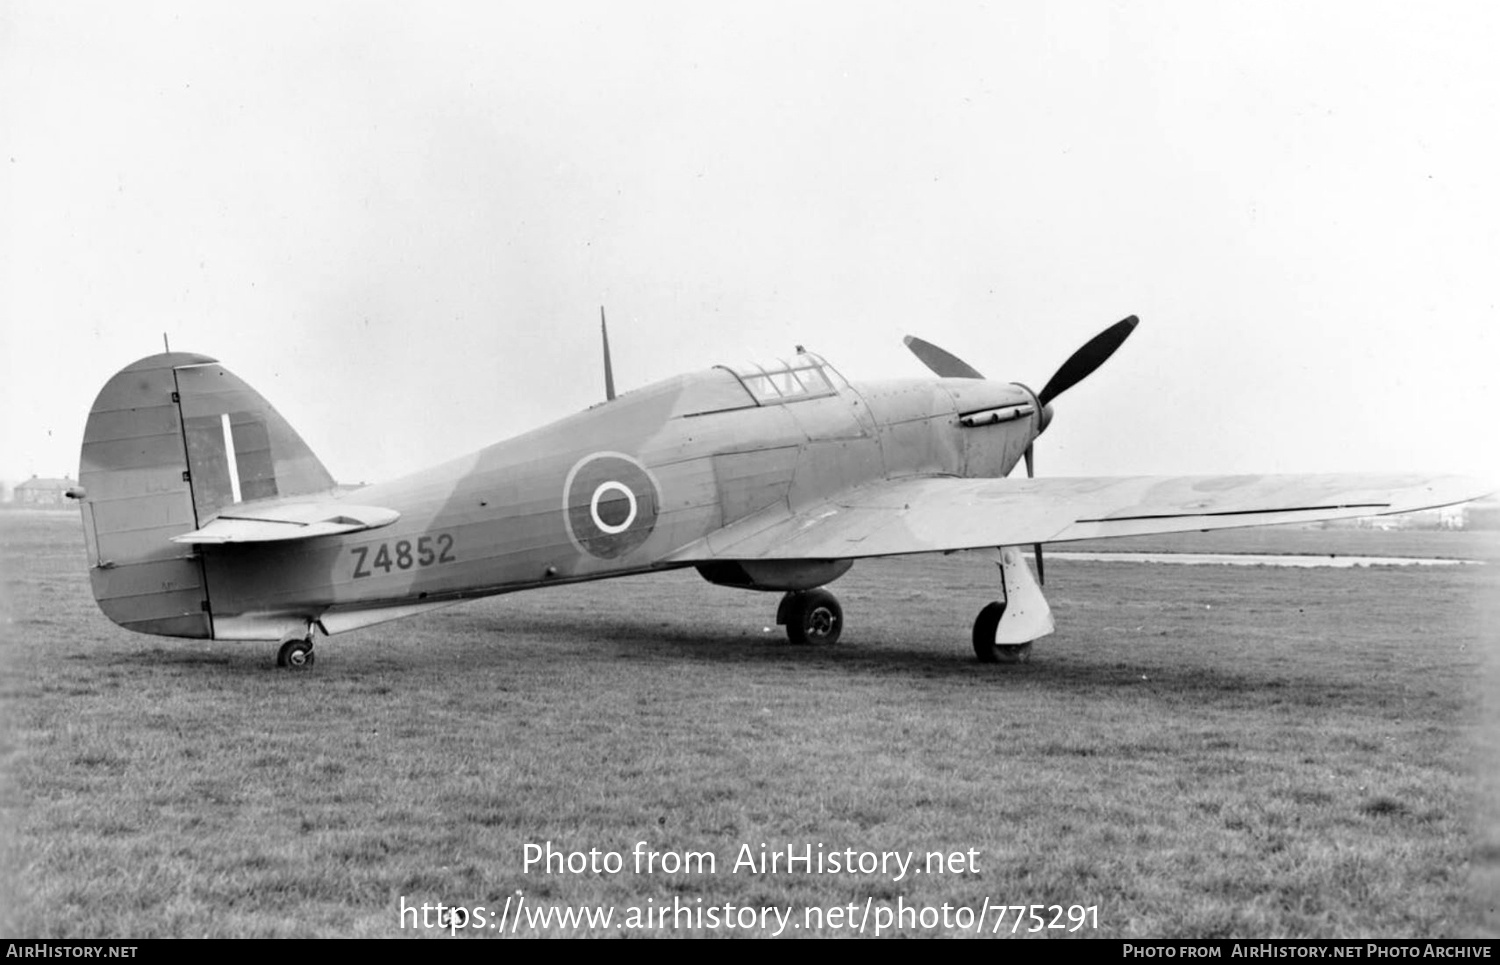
76;343;1490;657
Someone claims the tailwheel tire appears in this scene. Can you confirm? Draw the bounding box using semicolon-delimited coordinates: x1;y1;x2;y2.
972;605;1033;663
277;639;315;669
783;589;843;646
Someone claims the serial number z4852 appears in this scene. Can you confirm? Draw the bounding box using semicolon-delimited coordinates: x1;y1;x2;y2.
350;533;455;578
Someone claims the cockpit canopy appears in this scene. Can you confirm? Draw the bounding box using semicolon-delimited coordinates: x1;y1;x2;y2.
666;352;845;419
718;353;839;405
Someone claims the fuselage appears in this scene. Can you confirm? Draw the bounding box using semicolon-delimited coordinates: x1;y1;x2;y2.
175;355;1041;639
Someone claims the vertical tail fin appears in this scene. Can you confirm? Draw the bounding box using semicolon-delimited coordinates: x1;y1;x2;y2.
171;360;334;521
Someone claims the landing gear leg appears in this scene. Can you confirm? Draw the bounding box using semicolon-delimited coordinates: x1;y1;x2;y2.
972;546;1054;663
276;634;315;669
777;588;843;645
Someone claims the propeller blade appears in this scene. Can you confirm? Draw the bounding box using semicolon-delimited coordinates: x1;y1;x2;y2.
1024;444;1044;584
903;336;985;380
1037;315;1139;405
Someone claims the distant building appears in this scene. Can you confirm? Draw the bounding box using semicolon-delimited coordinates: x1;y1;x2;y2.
13;475;75;506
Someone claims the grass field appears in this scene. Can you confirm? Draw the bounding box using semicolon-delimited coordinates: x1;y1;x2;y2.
1;510;1496;937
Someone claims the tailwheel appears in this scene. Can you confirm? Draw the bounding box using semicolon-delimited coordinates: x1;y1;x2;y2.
779;588;843;646
276;638;315;669
972;602;1033;664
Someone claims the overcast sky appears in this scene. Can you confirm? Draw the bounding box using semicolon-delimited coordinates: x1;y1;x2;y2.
2;2;1496;489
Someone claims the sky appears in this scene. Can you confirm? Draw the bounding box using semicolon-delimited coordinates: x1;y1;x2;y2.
2;2;1497;488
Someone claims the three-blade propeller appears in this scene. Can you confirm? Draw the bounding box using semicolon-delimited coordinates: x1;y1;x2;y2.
904;315;1140;584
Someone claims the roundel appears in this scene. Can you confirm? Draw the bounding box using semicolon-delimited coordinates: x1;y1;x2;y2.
562;452;661;560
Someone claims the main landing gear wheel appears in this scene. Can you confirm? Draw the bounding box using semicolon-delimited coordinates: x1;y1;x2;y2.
277;638;315;669
781;589;843;646
971;603;1033;664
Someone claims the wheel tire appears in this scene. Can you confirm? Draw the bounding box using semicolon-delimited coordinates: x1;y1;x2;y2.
785;589;843;646
972;602;1005;662
277;639;315;669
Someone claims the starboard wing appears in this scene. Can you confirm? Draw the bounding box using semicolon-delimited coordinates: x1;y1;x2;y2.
666;473;1493;562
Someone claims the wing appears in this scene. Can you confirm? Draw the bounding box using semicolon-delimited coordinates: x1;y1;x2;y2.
666;473;1492;561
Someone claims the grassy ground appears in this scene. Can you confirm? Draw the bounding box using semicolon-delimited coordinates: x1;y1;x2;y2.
1;510;1496;937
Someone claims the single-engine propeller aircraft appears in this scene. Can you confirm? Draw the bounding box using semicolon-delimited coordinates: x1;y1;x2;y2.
72;316;1490;668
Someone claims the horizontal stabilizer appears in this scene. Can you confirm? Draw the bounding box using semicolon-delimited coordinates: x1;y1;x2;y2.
172;502;399;544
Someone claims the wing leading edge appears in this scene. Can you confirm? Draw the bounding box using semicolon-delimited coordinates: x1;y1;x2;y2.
667;473;1493;562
